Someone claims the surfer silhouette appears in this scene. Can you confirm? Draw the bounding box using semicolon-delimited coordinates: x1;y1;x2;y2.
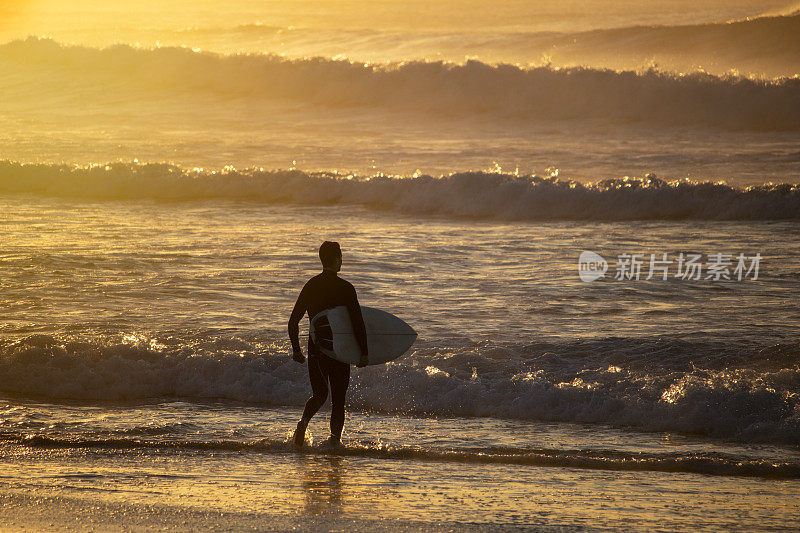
288;241;368;448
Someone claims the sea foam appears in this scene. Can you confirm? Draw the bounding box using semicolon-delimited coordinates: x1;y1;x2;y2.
2;334;798;445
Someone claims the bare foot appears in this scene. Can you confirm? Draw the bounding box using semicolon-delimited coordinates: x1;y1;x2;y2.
292;420;307;448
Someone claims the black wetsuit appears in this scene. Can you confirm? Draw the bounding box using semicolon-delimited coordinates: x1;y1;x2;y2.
288;269;368;439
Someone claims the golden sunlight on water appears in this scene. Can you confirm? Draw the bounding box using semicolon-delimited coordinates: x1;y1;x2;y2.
0;0;33;28
3;0;792;44
1;0;797;180
0;2;799;531
2;440;798;530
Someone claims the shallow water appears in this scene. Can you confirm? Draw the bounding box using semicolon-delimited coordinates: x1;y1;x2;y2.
2;402;799;531
0;198;798;447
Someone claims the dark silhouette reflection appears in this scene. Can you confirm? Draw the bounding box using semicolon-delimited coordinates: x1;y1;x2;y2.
299;455;345;515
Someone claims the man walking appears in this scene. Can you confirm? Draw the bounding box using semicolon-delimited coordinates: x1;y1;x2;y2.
288;241;368;447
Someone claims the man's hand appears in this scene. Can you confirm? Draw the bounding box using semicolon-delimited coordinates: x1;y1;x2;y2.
292;349;305;364
357;353;368;368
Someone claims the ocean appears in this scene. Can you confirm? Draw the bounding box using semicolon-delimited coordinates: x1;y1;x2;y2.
0;1;798;530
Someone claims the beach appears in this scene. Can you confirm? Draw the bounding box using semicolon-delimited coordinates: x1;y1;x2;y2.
0;0;799;530
2;404;799;531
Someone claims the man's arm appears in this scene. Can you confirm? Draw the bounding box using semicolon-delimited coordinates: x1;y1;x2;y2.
345;284;369;367
288;285;307;363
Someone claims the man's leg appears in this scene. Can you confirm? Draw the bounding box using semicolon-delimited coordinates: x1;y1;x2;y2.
295;353;328;446
325;357;351;442
302;354;329;420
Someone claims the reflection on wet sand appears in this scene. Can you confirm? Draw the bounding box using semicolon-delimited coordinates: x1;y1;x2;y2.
300;455;345;515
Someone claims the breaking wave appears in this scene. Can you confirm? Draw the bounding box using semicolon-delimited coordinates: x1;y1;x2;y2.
1;161;798;220
1;37;799;130
535;12;800;78
171;13;800;78
1;333;798;445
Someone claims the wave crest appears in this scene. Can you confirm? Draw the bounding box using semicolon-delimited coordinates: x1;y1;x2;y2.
177;13;800;78
1;161;798;220
1;38;799;130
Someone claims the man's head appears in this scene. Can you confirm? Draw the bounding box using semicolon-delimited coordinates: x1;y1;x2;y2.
319;241;342;272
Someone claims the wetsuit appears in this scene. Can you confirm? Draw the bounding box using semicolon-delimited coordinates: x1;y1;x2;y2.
288;269;368;439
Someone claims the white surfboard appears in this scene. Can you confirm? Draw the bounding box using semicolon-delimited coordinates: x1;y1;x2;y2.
310;306;417;365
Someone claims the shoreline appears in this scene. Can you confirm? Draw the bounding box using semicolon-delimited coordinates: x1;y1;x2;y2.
2;445;798;532
0;492;522;533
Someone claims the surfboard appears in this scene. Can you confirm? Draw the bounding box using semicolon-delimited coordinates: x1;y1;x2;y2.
310;306;417;365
